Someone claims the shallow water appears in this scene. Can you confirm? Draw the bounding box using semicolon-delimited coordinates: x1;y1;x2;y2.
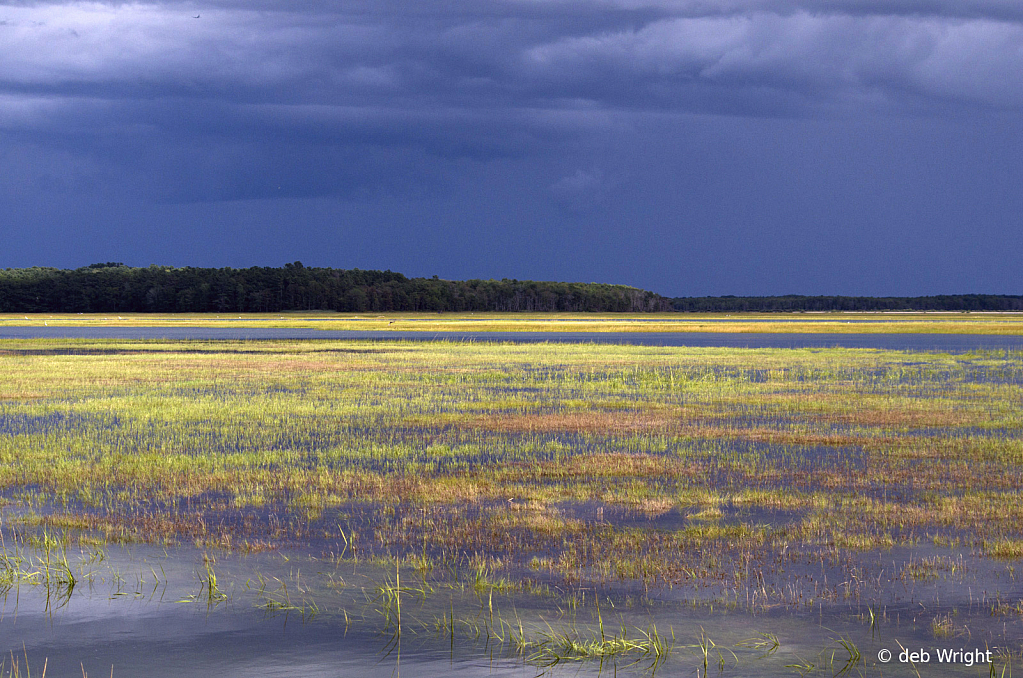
0;542;1017;677
1;335;1021;675
3;326;1023;351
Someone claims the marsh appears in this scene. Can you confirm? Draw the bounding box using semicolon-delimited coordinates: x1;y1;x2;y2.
0;321;1020;675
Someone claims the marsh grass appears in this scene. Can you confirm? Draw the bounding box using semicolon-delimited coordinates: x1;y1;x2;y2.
735;632;779;657
526;621;674;669
199;553;226;604
0;334;1022;668
4;311;1023;335
930;613;960;639
0;649;45;678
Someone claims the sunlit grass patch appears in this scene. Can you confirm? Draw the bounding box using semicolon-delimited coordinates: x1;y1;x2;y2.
902;556;960;581
470;410;677;434
0;336;1020;621
983;538;1023;559
487;507;584;535
688;506;723;521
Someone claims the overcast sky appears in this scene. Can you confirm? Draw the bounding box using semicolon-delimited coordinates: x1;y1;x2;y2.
1;0;1021;296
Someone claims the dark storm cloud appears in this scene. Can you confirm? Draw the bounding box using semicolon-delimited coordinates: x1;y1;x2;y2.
1;0;1022;203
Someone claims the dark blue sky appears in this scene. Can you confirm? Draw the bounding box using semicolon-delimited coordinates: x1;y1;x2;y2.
2;0;1021;296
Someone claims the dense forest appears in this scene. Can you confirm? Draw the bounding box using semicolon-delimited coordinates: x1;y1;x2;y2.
0;263;669;313
0;264;1019;313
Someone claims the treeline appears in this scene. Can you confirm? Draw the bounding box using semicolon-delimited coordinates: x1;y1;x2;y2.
0;263;670;313
1;264;1018;313
670;295;1023;312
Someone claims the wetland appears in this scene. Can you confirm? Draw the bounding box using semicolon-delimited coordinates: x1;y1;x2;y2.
0;316;1020;676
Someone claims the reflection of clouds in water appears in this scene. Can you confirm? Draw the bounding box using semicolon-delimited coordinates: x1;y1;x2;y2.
0;547;533;677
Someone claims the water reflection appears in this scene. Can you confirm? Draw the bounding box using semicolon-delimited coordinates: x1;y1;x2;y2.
0;539;1018;677
2;327;1023;351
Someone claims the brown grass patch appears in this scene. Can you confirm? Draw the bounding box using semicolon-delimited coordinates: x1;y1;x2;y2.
469;407;960;445
471;411;677;434
561;453;673;477
832;408;975;427
681;425;861;447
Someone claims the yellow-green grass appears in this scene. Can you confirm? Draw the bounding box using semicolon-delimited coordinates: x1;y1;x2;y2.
2;311;1023;333
0;337;1021;600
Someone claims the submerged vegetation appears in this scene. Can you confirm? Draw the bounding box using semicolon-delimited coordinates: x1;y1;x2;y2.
0;334;1021;674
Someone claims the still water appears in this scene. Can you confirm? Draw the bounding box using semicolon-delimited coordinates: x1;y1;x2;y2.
0;541;1009;678
2;326;1022;351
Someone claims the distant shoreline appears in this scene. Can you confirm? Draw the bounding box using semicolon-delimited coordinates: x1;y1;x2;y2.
2;264;1019;313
